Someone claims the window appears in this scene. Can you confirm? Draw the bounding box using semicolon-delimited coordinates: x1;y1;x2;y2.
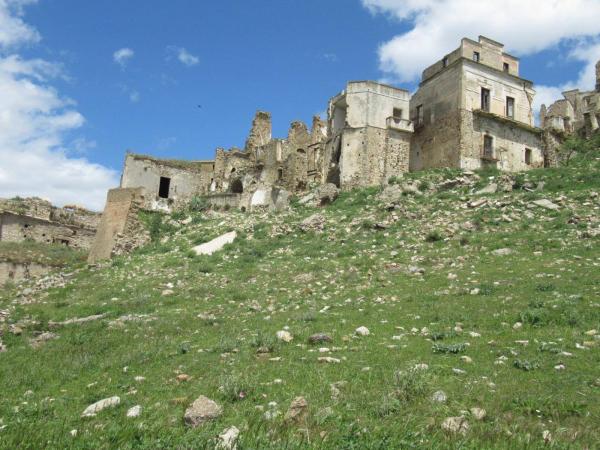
503;62;510;73
473;51;480;62
416;105;424;126
277;168;283;180
525;148;532;165
481;88;490;112
506;96;515;119
158;176;171;198
483;135;494;159
393;108;403;119
442;57;448;67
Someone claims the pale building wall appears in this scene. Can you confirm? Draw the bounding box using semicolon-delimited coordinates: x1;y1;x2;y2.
121;154;210;210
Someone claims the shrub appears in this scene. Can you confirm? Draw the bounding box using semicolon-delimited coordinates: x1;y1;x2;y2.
392;367;430;402
219;374;251;402
425;230;443;243
513;359;540;371
432;343;467;354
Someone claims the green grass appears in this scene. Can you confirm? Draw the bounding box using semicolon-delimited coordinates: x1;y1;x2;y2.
0;159;599;449
0;241;86;267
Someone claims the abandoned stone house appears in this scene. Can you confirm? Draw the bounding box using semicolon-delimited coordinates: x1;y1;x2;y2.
0;197;100;250
410;36;544;172
541;60;600;137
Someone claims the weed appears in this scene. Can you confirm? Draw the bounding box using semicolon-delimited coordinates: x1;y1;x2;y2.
432;343;467;354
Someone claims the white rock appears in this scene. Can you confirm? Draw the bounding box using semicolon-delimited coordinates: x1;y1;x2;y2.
276;330;293;343
217;426;240;450
355;326;370;336
442;416;469;434
81;396;120;417
492;248;513;256
193;231;237;256
432;390;447;403
127;405;142;418
460;356;473;364
532;199;560;211
70;429;77;437
470;407;486;420
318;356;341;364
513;322;523;330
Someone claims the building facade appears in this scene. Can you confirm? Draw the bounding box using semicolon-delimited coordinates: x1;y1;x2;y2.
410;36;544;172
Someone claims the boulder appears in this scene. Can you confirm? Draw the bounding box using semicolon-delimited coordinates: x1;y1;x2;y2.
441;416;469;434
276;330;293;343
308;333;332;345
193;231;237;256
126;405;142;418
184;395;223;427
284;396;308;423
299;214;325;232
81;396;120;417
316;183;339;205
216;426;240;450
475;183;498;195
532;199;560;210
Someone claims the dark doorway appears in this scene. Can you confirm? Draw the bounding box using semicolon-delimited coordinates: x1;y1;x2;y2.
159;177;171;198
230;178;244;194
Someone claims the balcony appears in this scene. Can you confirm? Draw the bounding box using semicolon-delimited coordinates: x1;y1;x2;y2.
386;116;414;133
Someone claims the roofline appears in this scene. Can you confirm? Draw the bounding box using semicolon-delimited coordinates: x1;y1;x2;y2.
346;80;410;94
420;57;534;88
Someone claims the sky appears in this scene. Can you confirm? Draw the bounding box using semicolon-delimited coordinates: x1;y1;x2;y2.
1;0;600;210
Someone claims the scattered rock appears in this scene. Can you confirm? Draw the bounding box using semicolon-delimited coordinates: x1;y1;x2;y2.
126;405;142;418
308;333;332;345
460;356;473;364
316;183;339;206
284;396;308;423
176;374;191;382
30;332;58;348
355;326;370;336
299;214;325;233
470;407;486;420
81;396;121;417
532;199;560;211
216;426;240;450
193;231;237;256
468;198;488;208
48;314;106;329
276;330;293;343
432;391;447;403
475;183;498;195
162;289;174;296
442;416;469;434
184;396;223;427
318;356;341;364
492;248;512;256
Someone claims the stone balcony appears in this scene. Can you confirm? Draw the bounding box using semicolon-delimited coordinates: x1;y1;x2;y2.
386;116;414;133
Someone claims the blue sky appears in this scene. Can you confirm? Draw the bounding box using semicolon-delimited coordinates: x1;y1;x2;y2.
1;0;600;209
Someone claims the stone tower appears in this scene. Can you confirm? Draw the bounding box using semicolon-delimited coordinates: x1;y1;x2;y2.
596;60;600;92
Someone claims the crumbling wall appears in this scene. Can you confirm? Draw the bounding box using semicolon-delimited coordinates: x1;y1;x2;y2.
120;153;209;211
244;111;272;152
0;261;50;285
88;188;146;263
0;198;100;250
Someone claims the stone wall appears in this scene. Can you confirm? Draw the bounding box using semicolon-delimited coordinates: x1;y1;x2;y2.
0;261;50;285
88;188;146;263
120;153;211;211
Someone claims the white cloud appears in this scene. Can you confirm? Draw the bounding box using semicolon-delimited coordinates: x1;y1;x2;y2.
0;3;118;210
167;46;199;67
113;47;134;68
0;0;39;49
362;0;600;116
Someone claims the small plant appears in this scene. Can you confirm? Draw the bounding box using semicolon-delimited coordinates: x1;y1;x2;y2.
219;374;251;402
432;343;467;354
249;330;278;353
425;230;443;243
392;367;430;402
214;336;239;354
519;309;544;327
189;195;208;212
375;394;402;417
513;359;540;371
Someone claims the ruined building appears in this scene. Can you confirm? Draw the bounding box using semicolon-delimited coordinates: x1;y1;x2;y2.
0;197;100;250
541;61;600;137
91;35;583;261
410;36;544;172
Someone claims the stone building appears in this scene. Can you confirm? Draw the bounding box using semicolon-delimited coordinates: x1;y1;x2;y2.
323;81;413;188
0;197;100;250
541;60;600;137
410;36;544;172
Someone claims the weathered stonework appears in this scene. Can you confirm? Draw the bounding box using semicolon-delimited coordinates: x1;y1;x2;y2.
542;60;600;138
410;36;544;172
0;197;100;250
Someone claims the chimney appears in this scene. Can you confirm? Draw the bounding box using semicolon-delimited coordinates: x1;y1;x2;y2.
596;60;600;92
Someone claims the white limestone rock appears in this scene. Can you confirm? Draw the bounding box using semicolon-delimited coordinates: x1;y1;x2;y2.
193;231;237;256
81;396;120;417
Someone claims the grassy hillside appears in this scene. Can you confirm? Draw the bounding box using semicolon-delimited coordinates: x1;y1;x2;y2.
0;158;599;449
